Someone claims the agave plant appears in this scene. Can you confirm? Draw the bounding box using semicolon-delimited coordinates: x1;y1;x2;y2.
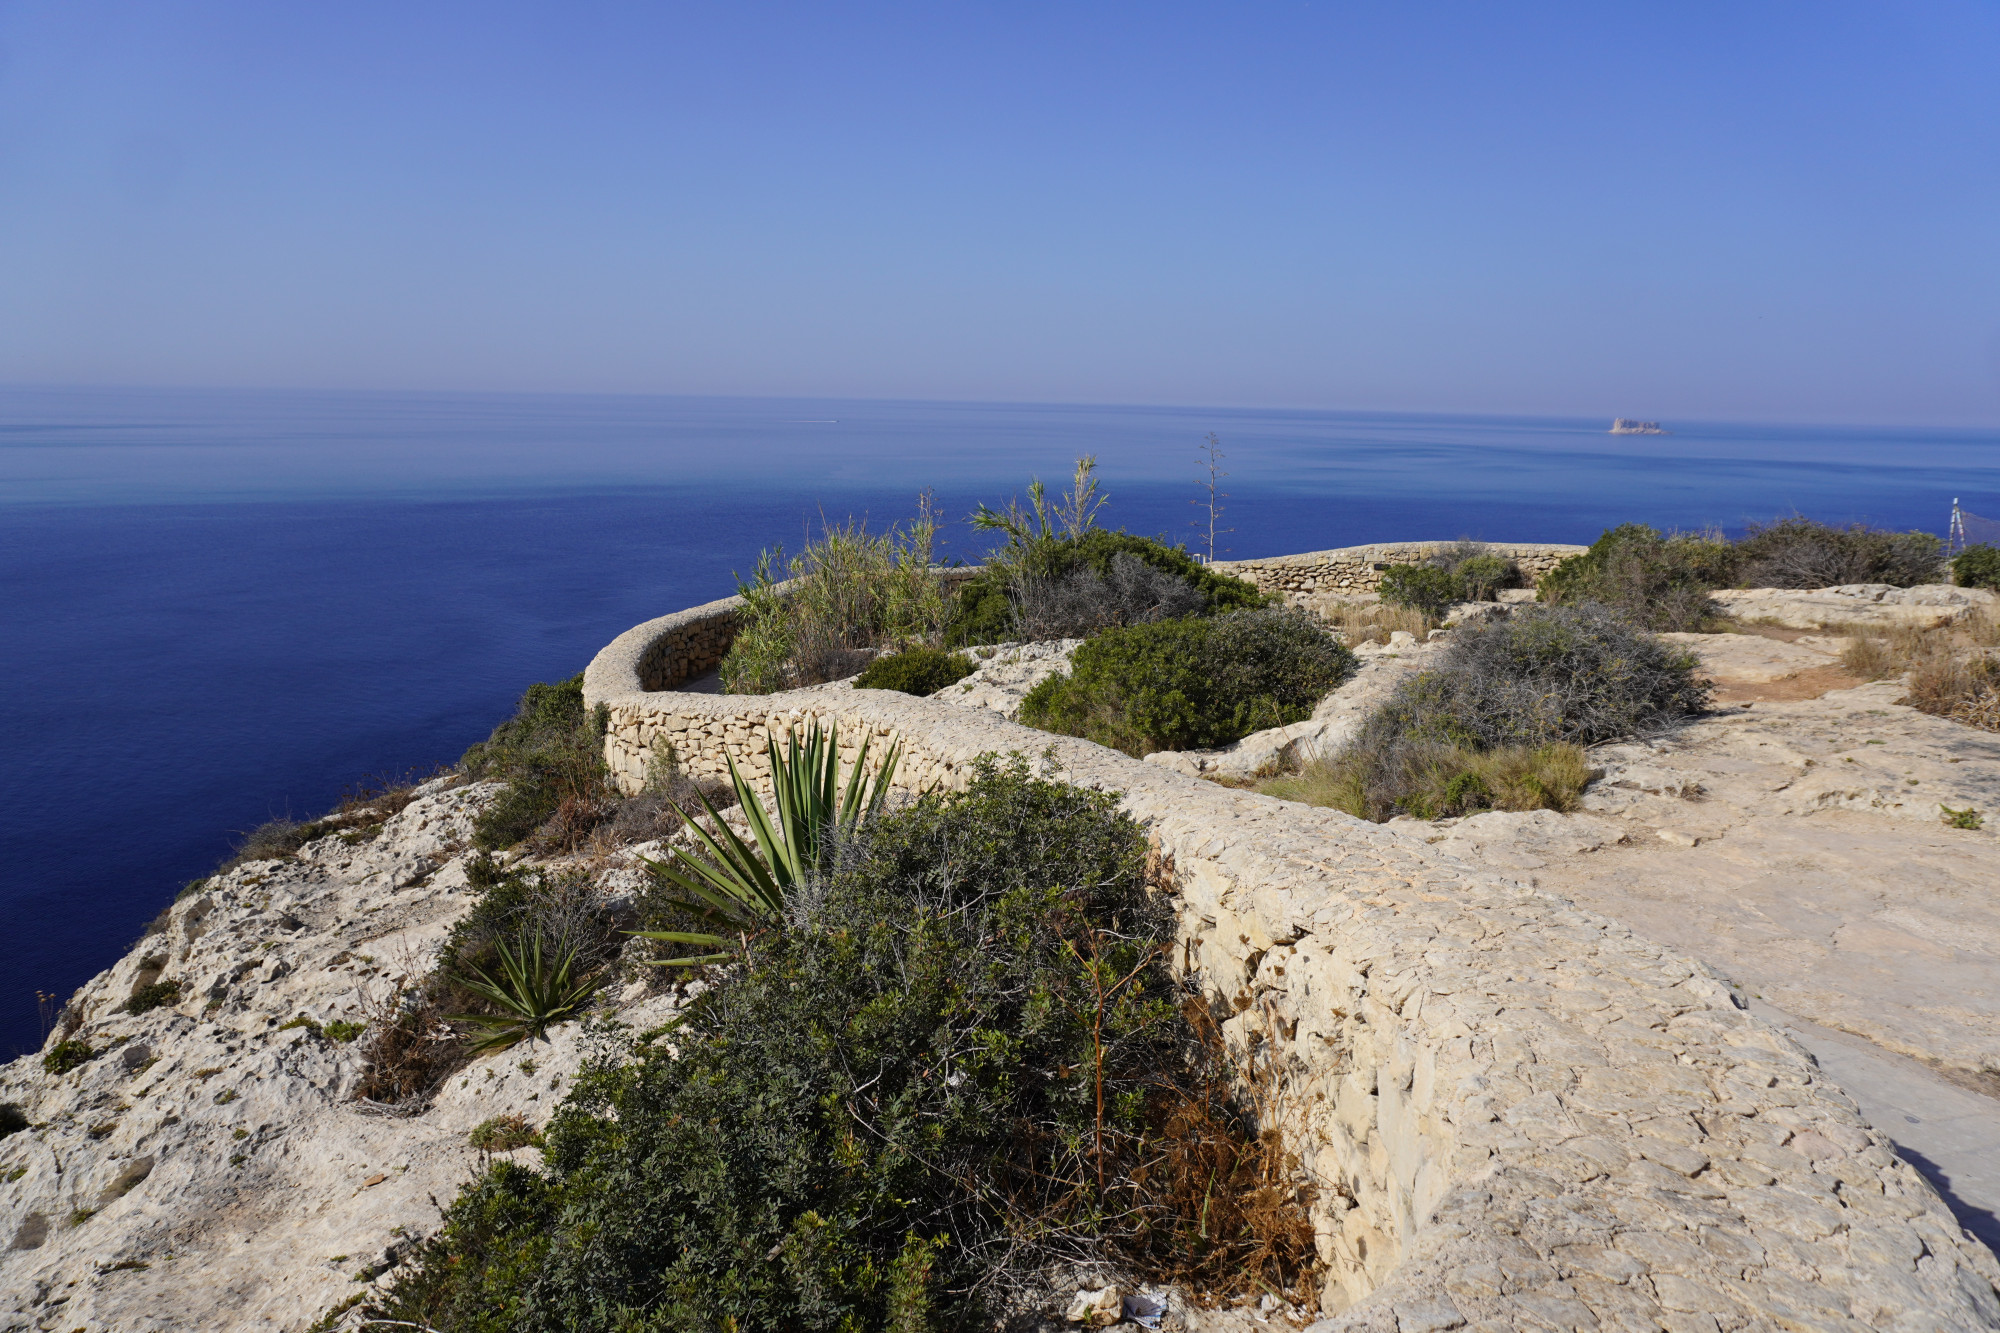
635;720;901;965
450;929;605;1053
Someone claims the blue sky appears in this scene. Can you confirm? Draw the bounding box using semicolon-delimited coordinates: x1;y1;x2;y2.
2;2;1997;423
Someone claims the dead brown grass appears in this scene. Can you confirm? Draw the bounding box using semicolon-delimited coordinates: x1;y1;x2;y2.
1835;612;2000;732
1308;597;1435;646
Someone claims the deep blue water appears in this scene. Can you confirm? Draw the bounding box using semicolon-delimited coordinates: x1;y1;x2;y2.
4;386;1998;1056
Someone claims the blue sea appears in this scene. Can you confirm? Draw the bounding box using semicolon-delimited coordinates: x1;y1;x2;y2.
4;385;1997;1056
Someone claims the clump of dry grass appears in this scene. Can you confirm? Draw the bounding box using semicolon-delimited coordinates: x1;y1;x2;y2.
1261;741;1590;821
1308;597;1435;646
1837;611;2000;731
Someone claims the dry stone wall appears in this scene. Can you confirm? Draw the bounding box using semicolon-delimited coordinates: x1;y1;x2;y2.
1213;542;1587;600
584;588;2000;1331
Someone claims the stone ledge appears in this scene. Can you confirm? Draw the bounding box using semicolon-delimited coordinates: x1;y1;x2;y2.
583;575;2000;1330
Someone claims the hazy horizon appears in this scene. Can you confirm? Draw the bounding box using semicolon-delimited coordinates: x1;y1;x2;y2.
4;3;1998;425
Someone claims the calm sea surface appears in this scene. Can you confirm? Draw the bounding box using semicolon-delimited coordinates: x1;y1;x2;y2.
4;385;1997;1054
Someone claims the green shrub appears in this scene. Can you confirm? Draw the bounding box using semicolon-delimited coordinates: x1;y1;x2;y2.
462;675;610;852
42;1040;95;1076
324;1019;367;1043
1942;805;1985;830
1021;607;1354;756
1954;543;2000;591
0;1103;27;1139
125;979;182;1015
1733;517;1943;589
1298;604;1708;821
1377;564;1460;618
853;646;975;696
368;758;1316;1332
1539;524;1731;630
720;506;948;694
1453;553;1514;601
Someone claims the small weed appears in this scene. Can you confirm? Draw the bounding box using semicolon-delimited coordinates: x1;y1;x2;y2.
87;1121;118;1140
67;1208;96;1228
5;1166;25;1182
124;978;183;1015
516;1059;538;1077
1942;805;1985;830
277;1015;323;1037
467;1113;539;1153
305;1293;368;1333
214;1089;238;1106
324;1019;367;1043
42;1040;96;1076
230;1154;249;1167
101;1259;150;1273
232;1128;250;1141
193;1066;225;1081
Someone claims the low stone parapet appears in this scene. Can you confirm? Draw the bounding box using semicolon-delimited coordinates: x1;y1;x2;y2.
584;596;2000;1329
1213;542;1588;599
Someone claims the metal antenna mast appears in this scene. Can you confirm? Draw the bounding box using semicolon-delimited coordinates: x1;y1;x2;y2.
1949;497;1967;554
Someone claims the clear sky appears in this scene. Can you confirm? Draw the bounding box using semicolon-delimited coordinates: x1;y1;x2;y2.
2;2;1997;424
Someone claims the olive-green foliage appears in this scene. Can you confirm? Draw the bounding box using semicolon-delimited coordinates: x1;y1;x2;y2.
1376;564;1460;618
42;1040;95;1076
369;759;1206;1333
950;529;1262;646
469;1114;539;1153
1317;604;1709;821
1376;544;1519;617
721;507;949;694
854;646;976;697
323;1019;367;1043
125;979;182;1015
1539;524;1732;631
1942;805;1985;831
1021;608;1354;757
462;675;609;851
1955;544;2000;591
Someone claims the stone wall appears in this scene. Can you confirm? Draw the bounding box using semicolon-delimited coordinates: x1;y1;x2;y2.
1213;541;1588;600
583;599;2000;1329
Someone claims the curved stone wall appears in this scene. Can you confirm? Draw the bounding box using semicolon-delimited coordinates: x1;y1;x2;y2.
583;577;2000;1329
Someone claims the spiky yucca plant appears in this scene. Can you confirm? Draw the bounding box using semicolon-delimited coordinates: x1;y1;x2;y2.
450;930;605;1053
635;721;901;965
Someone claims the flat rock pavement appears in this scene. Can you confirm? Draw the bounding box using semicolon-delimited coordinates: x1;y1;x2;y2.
1406;632;2000;1255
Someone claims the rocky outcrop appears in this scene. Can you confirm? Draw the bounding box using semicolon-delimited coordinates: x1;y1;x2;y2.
0;782;680;1332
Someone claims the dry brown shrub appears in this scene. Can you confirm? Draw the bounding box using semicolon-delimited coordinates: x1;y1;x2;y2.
1100;1000;1322;1307
353;981;466;1108
1837;613;2000;730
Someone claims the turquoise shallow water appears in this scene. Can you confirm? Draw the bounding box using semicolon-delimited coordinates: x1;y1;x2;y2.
3;385;1996;1054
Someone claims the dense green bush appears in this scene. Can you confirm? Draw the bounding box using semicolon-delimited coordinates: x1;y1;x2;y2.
0;1103;27;1139
1539;524;1732;631
462;675;611;851
1732;517;1943;589
1287;604;1708;822
368;758;1315;1332
1955;543;2000;591
854;646;976;696
1021;608;1354;756
1376;564;1460;617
